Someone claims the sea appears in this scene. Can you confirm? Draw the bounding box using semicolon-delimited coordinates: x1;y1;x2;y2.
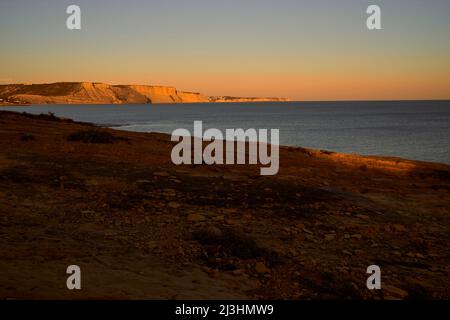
3;100;450;164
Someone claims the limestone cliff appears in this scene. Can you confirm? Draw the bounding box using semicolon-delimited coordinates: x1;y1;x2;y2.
0;82;290;105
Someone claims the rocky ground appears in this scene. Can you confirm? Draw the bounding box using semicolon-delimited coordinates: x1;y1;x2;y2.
0;110;449;299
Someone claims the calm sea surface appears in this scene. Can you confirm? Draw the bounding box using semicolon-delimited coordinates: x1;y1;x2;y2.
3;101;450;164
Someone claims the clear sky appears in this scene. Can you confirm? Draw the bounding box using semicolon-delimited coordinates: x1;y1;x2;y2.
1;0;449;100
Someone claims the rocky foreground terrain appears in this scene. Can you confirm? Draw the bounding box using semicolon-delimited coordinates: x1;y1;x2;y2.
0;82;290;105
0;111;449;299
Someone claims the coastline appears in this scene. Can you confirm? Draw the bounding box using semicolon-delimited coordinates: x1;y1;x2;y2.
0;82;291;105
0;110;449;299
0;100;292;107
2;101;450;166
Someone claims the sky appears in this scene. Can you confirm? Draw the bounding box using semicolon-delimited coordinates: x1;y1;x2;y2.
1;0;449;100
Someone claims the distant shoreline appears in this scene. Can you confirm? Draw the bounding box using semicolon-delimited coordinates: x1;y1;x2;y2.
0;82;290;105
2;100;450;107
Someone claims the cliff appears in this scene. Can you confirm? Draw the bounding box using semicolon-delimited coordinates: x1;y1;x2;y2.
0;82;290;105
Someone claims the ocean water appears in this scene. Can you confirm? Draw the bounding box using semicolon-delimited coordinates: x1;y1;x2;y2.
3;101;450;164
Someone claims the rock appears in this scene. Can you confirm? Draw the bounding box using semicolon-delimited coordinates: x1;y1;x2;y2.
136;179;151;185
208;269;220;279
162;188;176;196
232;269;245;276
392;224;407;232
383;285;408;300
200;225;223;239
356;214;370;221
168;201;181;209
153;171;169;177
351;234;362;239
428;266;440;272
225;219;237;225
255;262;269;274
147;241;158;250
187;213;206;222
324;234;336;241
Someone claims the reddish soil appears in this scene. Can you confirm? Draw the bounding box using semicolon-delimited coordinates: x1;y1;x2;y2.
0;110;449;299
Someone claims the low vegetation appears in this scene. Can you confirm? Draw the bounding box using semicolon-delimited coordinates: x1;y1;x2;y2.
67;129;128;144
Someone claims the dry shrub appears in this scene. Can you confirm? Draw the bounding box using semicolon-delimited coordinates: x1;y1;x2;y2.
67;129;127;144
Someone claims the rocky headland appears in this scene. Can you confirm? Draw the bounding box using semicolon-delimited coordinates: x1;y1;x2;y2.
0;82;291;105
